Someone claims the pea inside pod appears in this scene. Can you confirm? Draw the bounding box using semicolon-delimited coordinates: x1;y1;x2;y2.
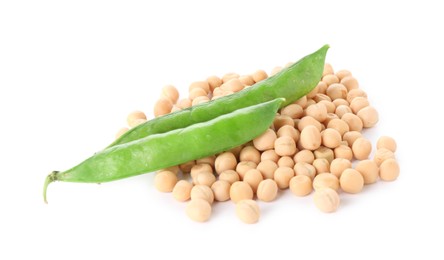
43;98;285;202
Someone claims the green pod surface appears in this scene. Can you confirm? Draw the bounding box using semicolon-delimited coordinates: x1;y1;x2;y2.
108;45;329;148
44;98;285;202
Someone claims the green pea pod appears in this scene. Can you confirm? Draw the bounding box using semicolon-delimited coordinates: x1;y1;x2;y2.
44;98;285;202
108;45;329;148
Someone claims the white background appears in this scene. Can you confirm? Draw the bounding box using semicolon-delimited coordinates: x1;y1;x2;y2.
1;0;443;259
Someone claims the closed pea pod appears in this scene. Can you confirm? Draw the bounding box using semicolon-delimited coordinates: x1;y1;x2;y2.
43;98;284;202
109;45;329;147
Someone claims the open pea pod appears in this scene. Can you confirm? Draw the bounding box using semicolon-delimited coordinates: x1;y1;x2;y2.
43;98;285;202
108;45;329;148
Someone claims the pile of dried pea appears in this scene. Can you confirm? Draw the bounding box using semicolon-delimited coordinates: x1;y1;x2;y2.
117;63;400;224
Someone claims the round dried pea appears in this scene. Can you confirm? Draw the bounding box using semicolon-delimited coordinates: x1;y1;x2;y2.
335;105;352;118
274;166;295;189
257;160;278;179
377;136;397;152
274;136;297;156
239;75;255;86
154;171;178;192
276;125;300;141
322;74;339;85
306;103;328;122
206;75;222;91
191;185;214;204
346;89;367;103
321;128;342;148
350;97;369;114
340;76;359;90
189;81;210;93
316;81;328;94
278;156;295;168
194;172;216;187
253;129;277;151
355;160;379;184
289;175;313;196
314;146;334;163
222;72;239;83
340;169;364;194
330;158;352;178
274;115;295;130
312;158;330;174
294;150;315;164
313;173;339;191
379;159;400;181
280;104;304;119
236;200;260;224
323;63;334;76
335;70;352;80
313;188;340;213
220;78;244;92
374;148;395;166
298;116;323;132
243;169;263;193
211;180;231;202
327;118;350;136
215;152;237;174
300;125;321;150
326;83;347;100
161;85;179;104
230;181;253;203
260;150;280;163
219;170;240;184
239;146;261;164
252;70;268;82
172;180;193;202
115;127;129;139
235;161;257;180
352;138;372;160
257;179;278;202
294;162;316;180
127;111;147;127
190;163;213;181
357;106;379;128
343;131;363;147
186;199;211;222
334;145;353;161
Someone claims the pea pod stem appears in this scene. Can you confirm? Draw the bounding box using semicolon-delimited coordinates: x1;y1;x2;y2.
108;45;329;148
44;98;285;202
